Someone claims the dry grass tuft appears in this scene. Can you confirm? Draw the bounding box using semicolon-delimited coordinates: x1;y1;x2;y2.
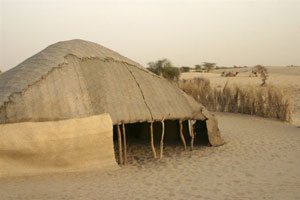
178;78;293;122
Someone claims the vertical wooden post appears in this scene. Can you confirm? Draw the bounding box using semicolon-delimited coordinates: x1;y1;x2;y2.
190;120;195;151
117;124;123;165
122;121;127;165
150;122;157;159
179;120;187;151
159;118;165;159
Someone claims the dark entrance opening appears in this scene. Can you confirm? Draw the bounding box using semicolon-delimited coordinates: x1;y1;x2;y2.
193;120;209;145
112;120;209;165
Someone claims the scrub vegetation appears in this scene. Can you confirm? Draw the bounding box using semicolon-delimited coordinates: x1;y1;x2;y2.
177;77;293;122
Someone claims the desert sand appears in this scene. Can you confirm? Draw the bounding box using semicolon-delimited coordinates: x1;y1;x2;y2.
1;112;299;200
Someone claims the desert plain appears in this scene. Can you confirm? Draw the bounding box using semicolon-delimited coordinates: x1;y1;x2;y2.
0;66;299;200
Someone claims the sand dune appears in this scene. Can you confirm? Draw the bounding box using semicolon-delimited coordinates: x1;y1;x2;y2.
1;113;299;200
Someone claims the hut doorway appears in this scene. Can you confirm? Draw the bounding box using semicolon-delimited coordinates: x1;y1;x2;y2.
193;120;210;145
112;120;209;165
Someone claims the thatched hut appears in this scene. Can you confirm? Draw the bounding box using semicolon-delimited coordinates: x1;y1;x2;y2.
0;39;223;164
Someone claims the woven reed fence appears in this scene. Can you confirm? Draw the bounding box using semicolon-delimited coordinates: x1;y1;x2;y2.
177;78;293;122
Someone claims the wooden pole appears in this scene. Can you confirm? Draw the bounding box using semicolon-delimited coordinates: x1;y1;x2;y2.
159;118;165;159
117;124;123;165
150;122;157;159
190;120;195;151
179;120;187;151
122;121;127;165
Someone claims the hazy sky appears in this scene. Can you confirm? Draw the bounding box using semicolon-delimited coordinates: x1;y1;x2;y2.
1;0;300;72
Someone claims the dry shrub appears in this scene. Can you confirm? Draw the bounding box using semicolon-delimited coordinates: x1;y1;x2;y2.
178;78;293;122
254;65;269;86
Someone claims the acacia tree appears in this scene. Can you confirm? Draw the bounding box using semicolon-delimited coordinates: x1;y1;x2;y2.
163;66;180;81
147;59;180;81
180;66;190;72
202;62;216;72
194;65;202;71
147;59;169;76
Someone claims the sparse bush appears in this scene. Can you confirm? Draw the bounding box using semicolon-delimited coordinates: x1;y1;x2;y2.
194;65;202;71
286;65;297;67
147;59;169;75
202;62;216;72
163;66;180;81
216;66;228;70
180;66;190;72
254;65;268;86
177;78;293;122
147;59;180;81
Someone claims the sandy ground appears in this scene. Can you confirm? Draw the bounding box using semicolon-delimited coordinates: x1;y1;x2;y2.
1;112;299;200
181;66;300;125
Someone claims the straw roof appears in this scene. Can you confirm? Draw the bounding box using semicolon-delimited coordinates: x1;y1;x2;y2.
0;39;223;145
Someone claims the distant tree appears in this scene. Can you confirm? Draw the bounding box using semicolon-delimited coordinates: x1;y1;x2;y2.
147;59;180;81
147;59;171;76
254;65;268;86
202;62;216;72
163;66;180;81
194;65;202;71
180;66;190;72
